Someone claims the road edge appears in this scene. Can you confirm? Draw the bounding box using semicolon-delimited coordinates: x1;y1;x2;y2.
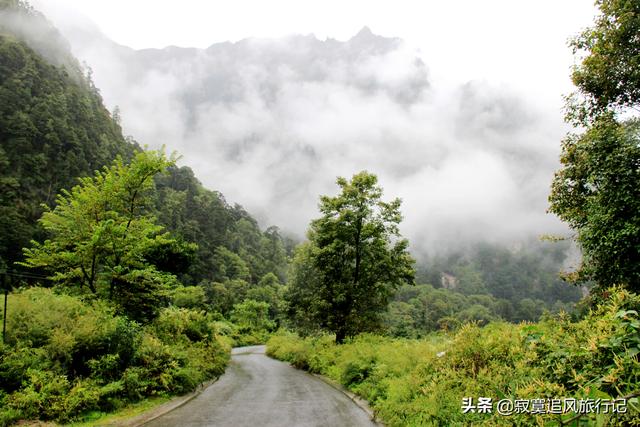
262;346;384;426
115;345;384;427
301;369;385;425
110;378;218;427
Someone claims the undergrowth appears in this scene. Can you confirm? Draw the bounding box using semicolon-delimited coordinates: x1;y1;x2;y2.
0;287;231;426
268;287;640;426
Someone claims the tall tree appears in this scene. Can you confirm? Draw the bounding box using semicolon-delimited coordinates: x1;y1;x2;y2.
566;0;640;124
287;171;414;343
550;117;640;291
0;33;136;270
20;150;192;322
549;0;640;292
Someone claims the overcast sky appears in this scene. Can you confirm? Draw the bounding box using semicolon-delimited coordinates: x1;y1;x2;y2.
28;0;601;254
34;0;596;98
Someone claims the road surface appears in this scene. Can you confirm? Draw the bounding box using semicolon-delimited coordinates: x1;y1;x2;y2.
144;345;378;427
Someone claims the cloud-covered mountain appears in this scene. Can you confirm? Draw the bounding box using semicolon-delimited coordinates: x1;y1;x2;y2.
40;14;571;256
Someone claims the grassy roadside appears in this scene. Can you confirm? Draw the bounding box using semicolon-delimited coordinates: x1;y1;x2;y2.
0;288;232;426
267;288;640;426
11;395;174;427
66;396;171;427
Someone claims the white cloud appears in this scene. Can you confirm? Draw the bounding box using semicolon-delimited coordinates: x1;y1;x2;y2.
27;1;596;254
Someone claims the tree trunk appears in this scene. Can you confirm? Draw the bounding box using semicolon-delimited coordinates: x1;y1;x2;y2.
335;327;346;344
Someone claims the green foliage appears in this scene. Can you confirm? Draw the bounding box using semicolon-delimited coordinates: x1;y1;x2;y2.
230;299;275;345
194;273;286;335
0;4;288;423
213;246;251;282
0;7;288;303
550;117;640;292
153;306;213;343
169;285;207;309
20;150;189;321
0;287;229;424
384;278;575;339
567;0;640;122
231;299;274;331
285;242;323;335
404;284;551;335
153;166;290;286
268;288;640;426
552;0;640;294
0;32;135;271
246;273;285;323
201;279;249;315
287;171;415;343
418;240;583;306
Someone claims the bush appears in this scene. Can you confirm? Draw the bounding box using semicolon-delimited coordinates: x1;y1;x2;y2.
267;287;640;426
0;287;230;424
229;299;276;346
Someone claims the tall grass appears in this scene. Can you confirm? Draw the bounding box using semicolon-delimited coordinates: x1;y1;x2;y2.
0;287;230;426
268;287;640;426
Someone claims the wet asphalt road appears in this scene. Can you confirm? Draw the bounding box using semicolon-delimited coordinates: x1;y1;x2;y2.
144;345;377;427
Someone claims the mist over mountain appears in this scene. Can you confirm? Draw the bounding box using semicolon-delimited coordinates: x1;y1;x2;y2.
36;7;571;256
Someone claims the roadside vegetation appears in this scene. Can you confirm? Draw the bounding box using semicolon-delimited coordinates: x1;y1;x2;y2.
268;287;640;425
1;0;639;425
0;2;286;424
272;2;640;426
0;288;230;425
0;149;278;425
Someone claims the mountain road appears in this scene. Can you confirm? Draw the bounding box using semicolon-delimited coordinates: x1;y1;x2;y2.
143;345;378;427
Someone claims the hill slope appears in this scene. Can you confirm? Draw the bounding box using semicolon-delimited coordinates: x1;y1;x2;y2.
0;0;287;284
0;0;136;270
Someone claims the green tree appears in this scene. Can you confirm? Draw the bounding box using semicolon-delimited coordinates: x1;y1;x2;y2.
285;242;322;335
170;285;207;309
152;165;289;286
550;118;640;291
566;0;640;123
246;272;285;324
550;0;640;292
212;246;251;282
0;32;136;270
287;171;415;343
230;299;275;332
20;150;191;321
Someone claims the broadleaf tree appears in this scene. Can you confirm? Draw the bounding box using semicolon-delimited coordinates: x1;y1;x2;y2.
566;0;640;124
287;171;415;343
549;0;640;293
20;150;195;322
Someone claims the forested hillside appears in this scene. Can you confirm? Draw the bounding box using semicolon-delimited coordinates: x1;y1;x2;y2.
154;166;289;285
0;0;288;283
384;240;584;336
1;0;638;425
0;2;288;424
0;5;135;271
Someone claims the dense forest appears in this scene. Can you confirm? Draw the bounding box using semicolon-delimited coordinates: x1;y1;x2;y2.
0;1;289;423
269;0;640;425
0;0;638;425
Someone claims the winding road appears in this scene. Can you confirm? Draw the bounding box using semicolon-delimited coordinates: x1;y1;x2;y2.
144;345;378;427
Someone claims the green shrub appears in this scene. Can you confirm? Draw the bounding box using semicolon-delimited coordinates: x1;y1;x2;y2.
152;306;214;343
5;368;72;420
0;408;21;427
267;287;640;426
0;288;230;425
170;285;207;309
0;346;50;392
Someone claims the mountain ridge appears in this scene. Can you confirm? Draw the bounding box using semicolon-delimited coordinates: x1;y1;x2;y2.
0;0;289;284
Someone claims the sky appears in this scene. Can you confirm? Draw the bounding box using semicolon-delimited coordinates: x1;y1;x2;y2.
34;0;597;97
28;0;600;255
